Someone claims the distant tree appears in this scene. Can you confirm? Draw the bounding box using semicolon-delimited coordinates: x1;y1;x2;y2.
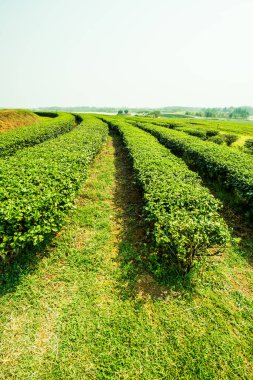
117;109;123;115
124;109;129;114
149;110;161;118
204;109;217;118
229;107;250;119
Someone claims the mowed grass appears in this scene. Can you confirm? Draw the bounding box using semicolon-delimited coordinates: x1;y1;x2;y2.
0;134;252;379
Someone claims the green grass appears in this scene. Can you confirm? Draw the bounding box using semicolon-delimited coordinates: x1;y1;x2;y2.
0;134;252;379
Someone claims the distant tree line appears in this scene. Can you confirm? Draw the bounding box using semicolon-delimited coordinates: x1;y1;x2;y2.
33;106;253;119
185;107;251;119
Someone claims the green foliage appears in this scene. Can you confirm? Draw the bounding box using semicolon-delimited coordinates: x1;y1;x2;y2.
34;111;58;118
176;127;207;140
208;135;224;145
103;117;229;272
223;134;238;146
160;113;191;118
148;110;161;118
206;130;219;137
1;134;252;379
186;130;206;139
204;109;217;118
0;112;76;157
244;139;253;150
0;115;108;257
137;119;237;147
134;121;253;217
181;106;252;119
229;107;250;119
118;110;124;115
129;115;253;137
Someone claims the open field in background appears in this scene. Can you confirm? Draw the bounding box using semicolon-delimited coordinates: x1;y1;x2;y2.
0;112;252;378
156;116;253;135
129;115;253;149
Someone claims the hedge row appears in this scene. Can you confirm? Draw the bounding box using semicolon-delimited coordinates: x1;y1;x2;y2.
139;121;238;146
0;115;108;256
130;117;237;142
176;127;207;140
103;117;229;272
0;112;76;157
134;121;253;216
148;120;239;146
130;117;219;141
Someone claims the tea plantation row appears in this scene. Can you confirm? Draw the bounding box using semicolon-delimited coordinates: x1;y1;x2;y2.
103;116;229;272
132;120;253;217
130;117;239;146
0;115;107;256
0;112;76;157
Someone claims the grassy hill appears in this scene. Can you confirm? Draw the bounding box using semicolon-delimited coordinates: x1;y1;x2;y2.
0;109;43;132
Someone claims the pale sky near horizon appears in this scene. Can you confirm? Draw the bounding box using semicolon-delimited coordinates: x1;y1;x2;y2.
0;0;252;108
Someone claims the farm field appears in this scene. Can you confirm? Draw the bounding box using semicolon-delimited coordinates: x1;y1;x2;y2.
130;115;253;149
128;117;253;215
137;116;253;135
0;113;253;379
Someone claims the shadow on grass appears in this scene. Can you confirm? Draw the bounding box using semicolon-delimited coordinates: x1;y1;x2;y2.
110;130;196;301
198;178;253;267
0;236;55;297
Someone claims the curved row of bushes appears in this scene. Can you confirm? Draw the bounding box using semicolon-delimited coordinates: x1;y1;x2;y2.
0;112;76;157
0;115;108;257
134;121;253;217
174;127;238;146
131;117;238;146
103;117;229;272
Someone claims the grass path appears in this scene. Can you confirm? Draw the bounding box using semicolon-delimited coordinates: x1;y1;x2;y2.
0;134;252;379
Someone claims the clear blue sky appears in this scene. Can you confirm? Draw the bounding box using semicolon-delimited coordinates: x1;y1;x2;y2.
0;0;252;108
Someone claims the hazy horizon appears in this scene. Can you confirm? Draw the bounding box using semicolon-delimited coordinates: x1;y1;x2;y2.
1;0;252;109
29;104;253;110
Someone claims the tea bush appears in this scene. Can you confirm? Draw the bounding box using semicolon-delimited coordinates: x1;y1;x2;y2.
134;121;253;216
103;117;229;272
0;112;76;157
0;116;108;256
